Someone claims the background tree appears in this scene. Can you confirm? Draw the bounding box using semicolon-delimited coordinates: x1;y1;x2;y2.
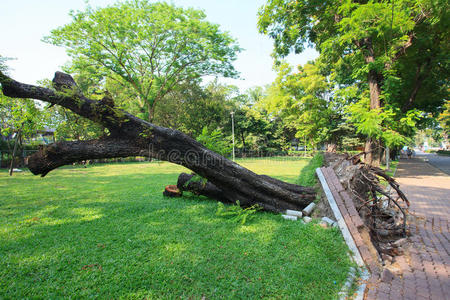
0;56;48;174
258;0;449;165
45;0;241;122
437;100;450;147
49;106;106;141
153;79;236;137
34;76;107;142
231;104;288;155
261;62;333;149
0;94;45;175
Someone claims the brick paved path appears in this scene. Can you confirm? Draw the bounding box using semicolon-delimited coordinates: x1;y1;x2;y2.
366;158;450;300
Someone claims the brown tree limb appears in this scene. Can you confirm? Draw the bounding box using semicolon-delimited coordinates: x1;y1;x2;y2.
27;138;145;177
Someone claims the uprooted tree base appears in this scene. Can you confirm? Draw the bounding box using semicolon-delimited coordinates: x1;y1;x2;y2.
0;70;315;213
323;152;411;260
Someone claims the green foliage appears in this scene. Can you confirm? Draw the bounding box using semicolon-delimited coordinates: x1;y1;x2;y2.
216;200;261;225
347;98;421;147
0;62;47;141
0;93;46;142
30;78;106;142
414;127;446;148
45;0;241;121
438;100;450;138
196;126;231;156
260;61;347;148
48;106;105;141
259;0;449;150
183;174;207;190
0;55;12;73
0;160;352;299
154;79;236;137
233;102;289;154
298;153;324;187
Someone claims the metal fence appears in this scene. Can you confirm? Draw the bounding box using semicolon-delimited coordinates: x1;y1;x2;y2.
0;150;39;168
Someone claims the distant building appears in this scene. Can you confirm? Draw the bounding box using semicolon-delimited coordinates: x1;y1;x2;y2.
32;127;56;144
0;127;56;145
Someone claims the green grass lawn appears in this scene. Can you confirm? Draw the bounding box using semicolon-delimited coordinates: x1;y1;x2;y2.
0;159;352;299
380;159;399;178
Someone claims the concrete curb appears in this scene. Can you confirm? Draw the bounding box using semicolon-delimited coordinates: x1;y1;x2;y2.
316;167;370;300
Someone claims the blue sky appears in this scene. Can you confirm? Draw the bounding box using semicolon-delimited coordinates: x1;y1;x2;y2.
0;0;317;91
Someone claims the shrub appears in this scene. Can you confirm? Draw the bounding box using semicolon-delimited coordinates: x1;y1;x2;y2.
196;126;231;156
436;150;450;156
216;200;261;225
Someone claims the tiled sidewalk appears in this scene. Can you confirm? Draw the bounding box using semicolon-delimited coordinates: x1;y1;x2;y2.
366;158;450;299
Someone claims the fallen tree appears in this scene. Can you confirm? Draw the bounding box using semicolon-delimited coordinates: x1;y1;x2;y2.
0;70;315;212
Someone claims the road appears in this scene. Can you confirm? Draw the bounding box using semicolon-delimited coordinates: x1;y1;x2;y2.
412;150;450;175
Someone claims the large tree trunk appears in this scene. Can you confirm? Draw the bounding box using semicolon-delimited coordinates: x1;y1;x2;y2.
363;38;383;167
0;71;315;212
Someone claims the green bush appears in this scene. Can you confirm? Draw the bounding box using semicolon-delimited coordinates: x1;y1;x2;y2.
298;153;324;187
196;126;231;156
437;150;450;156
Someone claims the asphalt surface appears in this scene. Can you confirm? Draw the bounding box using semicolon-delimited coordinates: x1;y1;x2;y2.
412;150;450;175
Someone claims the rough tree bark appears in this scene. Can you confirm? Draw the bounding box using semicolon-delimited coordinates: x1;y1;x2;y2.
362;38;383;167
0;70;315;212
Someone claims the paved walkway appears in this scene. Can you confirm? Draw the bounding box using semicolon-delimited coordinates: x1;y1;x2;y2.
366;158;450;299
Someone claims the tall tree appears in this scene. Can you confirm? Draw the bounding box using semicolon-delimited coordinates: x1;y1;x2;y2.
261;62;335;149
0;94;44;175
0;56;46;174
258;0;449;165
44;0;241;121
232;103;288;155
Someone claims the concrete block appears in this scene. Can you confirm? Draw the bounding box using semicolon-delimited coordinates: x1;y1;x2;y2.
322;216;336;227
285;209;302;217
281;214;297;221
302;202;316;216
303;216;312;223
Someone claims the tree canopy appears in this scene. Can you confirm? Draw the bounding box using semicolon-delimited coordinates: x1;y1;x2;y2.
44;0;241;121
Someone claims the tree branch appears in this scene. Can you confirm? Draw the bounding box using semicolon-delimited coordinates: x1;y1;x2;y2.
0;70;135;134
386;33;415;69
28;138;145;176
403;58;432;111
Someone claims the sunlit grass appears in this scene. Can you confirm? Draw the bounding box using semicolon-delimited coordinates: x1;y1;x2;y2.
0;159;351;298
